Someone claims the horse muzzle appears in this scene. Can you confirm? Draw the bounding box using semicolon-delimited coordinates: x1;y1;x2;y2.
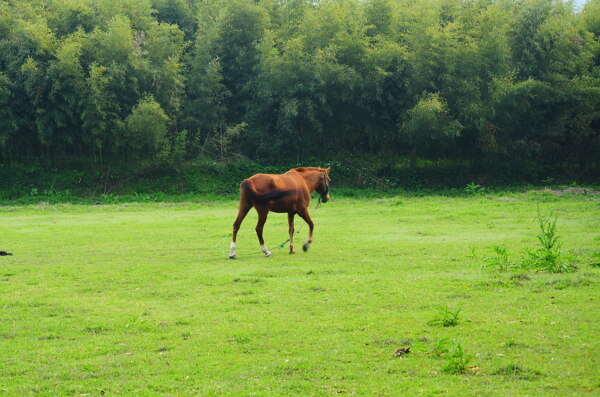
321;194;330;203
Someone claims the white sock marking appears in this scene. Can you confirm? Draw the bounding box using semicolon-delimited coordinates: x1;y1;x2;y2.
261;244;272;257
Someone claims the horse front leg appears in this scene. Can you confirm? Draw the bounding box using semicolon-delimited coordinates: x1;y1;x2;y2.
288;212;296;254
297;209;314;252
255;208;271;257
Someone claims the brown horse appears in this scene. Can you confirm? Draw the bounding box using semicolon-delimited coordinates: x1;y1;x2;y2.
229;167;331;259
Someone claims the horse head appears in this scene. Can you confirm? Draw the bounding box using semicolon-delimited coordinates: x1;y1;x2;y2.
316;168;331;203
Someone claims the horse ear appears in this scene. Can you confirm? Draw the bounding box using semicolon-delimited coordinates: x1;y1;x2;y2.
325;167;331;174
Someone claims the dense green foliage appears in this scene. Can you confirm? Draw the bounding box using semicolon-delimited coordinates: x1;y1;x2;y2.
1;0;599;177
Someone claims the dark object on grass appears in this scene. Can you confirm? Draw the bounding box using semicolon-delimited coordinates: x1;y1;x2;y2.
0;251;13;256
394;347;411;357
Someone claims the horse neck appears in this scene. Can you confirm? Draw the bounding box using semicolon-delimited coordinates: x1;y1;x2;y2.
300;171;322;192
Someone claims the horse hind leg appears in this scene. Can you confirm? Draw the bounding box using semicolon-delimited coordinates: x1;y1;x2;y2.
255;208;271;257
230;199;252;259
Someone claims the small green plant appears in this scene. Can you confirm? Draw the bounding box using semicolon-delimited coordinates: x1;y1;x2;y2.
464;182;486;195
442;343;474;374
483;245;513;271
428;306;462;327
431;337;452;357
527;210;575;273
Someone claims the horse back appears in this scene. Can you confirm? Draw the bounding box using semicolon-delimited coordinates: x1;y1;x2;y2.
241;173;308;209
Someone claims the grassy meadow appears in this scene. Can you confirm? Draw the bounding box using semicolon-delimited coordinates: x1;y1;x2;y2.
1;191;599;395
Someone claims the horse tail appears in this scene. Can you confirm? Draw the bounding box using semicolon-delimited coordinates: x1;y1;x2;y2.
241;179;292;203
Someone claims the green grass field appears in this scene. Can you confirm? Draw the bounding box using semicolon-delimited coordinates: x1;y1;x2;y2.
1;192;599;396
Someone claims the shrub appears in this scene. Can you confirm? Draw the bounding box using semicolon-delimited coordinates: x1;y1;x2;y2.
464;182;486;195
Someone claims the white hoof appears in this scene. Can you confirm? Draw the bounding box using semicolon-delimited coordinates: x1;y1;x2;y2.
264;251;272;257
229;254;236;259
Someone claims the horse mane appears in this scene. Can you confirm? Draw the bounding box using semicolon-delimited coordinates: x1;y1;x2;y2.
291;167;329;173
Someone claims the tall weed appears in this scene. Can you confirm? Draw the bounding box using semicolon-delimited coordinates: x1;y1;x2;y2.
526;210;576;273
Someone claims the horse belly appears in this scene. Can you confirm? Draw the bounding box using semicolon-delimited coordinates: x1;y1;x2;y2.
268;200;295;213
